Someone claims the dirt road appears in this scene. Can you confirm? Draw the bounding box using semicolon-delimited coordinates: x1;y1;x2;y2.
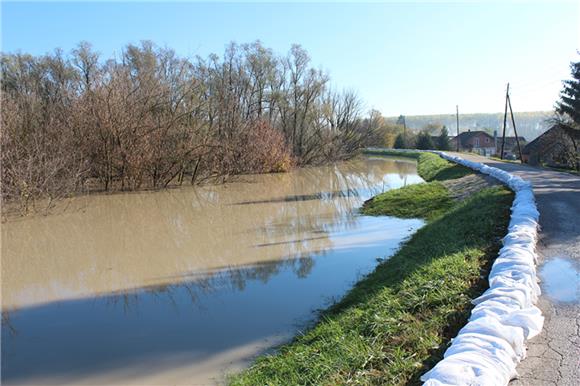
452;153;579;386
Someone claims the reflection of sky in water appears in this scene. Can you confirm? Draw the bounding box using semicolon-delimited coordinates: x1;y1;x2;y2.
2;216;424;385
540;257;580;303
1;156;424;385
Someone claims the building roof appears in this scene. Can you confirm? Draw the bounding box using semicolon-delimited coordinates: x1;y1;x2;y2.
523;125;580;155
453;130;494;147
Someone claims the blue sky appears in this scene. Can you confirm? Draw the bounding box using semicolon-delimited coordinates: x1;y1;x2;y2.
2;1;579;116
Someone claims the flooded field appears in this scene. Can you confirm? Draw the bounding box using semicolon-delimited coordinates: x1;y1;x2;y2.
1;156;424;385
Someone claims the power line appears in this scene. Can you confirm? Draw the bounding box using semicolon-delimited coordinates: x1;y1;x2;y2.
510;78;563;93
505;65;569;89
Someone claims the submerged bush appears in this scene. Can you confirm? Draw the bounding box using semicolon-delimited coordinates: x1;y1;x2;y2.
1;41;382;214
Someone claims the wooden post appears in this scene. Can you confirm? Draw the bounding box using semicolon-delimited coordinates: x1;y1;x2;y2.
501;83;509;160
507;94;524;163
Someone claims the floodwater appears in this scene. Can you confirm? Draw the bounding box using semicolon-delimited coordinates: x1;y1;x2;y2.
1;156;424;385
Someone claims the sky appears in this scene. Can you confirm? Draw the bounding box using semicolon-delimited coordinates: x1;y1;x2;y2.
2;1;579;116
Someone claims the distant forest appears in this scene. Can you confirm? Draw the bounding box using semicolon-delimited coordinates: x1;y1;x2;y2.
386;112;553;141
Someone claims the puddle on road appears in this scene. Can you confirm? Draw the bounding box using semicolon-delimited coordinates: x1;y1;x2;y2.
540;257;580;303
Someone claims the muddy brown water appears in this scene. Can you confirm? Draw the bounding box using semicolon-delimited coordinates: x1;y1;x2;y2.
1;156;424;385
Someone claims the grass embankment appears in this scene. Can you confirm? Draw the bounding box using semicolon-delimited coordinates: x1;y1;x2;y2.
416;153;472;181
361;183;452;221
362;152;471;220
231;153;513;386
363;149;421;159
364;149;472;181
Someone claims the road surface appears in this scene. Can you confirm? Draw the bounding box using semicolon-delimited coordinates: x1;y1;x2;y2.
452;153;579;386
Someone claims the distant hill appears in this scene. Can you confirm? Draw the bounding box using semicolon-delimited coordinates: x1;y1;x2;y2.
386;111;553;141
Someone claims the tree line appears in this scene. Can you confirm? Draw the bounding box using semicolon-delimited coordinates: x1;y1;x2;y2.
392;124;451;151
1;41;384;214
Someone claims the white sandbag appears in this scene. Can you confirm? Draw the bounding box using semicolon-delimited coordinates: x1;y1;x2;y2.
420;151;543;386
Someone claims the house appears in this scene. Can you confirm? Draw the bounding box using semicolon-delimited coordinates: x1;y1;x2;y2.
496;136;527;159
450;130;496;156
522;125;580;169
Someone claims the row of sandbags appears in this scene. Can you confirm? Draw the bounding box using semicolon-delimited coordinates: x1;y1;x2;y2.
421;152;543;386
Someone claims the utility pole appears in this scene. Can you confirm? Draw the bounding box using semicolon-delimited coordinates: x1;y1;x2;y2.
507;92;524;163
501;83;509;160
500;83;524;162
456;105;460;151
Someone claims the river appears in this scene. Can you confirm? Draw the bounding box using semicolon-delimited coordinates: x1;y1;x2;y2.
1;155;423;385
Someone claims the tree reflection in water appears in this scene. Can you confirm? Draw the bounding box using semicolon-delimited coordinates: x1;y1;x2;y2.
1;156;424;385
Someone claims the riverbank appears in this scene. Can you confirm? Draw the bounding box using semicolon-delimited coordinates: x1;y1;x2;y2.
230;153;513;385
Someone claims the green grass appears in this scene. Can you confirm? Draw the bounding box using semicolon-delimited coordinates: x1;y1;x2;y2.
363;149;421;159
416;153;472;181
360;152;472;220
363;150;472;182
230;153;513;386
361;182;453;221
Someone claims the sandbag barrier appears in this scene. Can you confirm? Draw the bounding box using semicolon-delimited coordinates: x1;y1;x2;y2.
420;152;543;386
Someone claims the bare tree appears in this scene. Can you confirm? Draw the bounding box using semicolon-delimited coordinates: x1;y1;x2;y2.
1;40;379;216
